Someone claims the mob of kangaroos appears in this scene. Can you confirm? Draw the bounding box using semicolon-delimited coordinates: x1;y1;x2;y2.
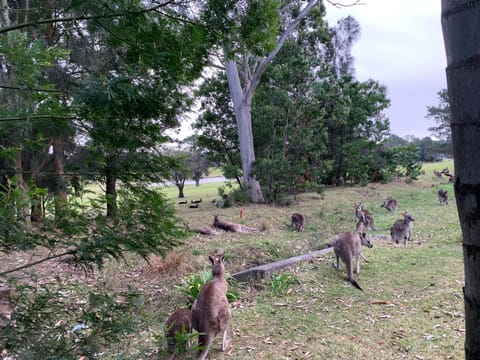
192;253;231;360
390;211;415;246
326;228;373;291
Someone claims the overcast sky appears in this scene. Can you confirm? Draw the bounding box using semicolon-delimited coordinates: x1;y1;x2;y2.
325;0;447;139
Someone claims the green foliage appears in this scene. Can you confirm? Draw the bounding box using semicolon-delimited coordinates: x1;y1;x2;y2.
388;144;423;180
177;269;212;305
426;88;451;141
176;269;238;307
239;0;281;56
217;181;248;208
269;272;299;296
1;281;143;359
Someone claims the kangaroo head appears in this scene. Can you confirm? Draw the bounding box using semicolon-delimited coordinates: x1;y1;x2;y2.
360;232;373;248
402;212;415;222
209;254;225;277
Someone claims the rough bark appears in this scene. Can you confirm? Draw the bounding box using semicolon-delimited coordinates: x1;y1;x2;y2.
441;1;480;358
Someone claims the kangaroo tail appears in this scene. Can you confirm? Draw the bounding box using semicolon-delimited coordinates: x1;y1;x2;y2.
350;280;363;291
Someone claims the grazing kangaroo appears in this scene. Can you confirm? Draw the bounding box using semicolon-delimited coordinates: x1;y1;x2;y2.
192;254;231;360
390;211;415;246
327;231;373;291
185;222;220;236
355;220;370;263
164;308;193;360
213;215;261;233
381;198;397;211
354;203;377;230
438;189;449;205
291;213;305;232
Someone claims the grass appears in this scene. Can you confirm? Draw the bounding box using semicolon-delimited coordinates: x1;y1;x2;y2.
2;160;465;359
144;159;463;359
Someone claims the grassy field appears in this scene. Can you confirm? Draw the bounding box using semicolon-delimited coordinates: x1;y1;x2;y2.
142;159;463;360
2;160;465;359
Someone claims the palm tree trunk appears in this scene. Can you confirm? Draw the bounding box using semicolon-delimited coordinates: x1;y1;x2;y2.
442;1;480;357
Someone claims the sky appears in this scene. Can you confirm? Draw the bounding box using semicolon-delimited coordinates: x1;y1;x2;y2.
325;0;447;139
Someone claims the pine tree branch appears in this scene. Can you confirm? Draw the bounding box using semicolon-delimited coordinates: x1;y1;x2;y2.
0;2;173;35
0;250;75;277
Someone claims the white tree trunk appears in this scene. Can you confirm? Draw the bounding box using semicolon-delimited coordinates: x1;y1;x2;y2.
226;60;264;203
224;1;320;203
442;1;480;358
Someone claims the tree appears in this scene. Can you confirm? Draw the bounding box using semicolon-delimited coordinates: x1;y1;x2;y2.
193;75;243;187
214;0;325;203
426;88;452;141
441;1;480;358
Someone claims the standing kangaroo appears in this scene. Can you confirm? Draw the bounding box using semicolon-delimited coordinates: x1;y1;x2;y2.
291;213;305;232
381;198;398;211
390;211;415;246
354;203;377;230
326;231;373;291
192;254;231;360
438;189;448;205
164;308;193;360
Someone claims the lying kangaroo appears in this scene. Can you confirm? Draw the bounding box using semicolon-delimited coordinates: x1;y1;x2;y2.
354;203;377;230
213;215;261;233
164;308;193;360
438;189;448;205
291;213;305;232
185;222;220;236
192;254;231;360
326;231;373;291
381;198;397;211
390;211;415;246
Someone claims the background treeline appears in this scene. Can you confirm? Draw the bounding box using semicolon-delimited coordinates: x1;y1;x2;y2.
0;1;450;358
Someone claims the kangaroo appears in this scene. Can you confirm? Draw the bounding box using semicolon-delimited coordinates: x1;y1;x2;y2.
185;222;220;236
326;231;373;291
390;211;415;246
164;308;193;360
381;198;397;212
355;220;370;263
213;215;261;233
192;254;231;360
438;189;448;205
354;203;377;230
434;169;443;179
291;213;305;232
